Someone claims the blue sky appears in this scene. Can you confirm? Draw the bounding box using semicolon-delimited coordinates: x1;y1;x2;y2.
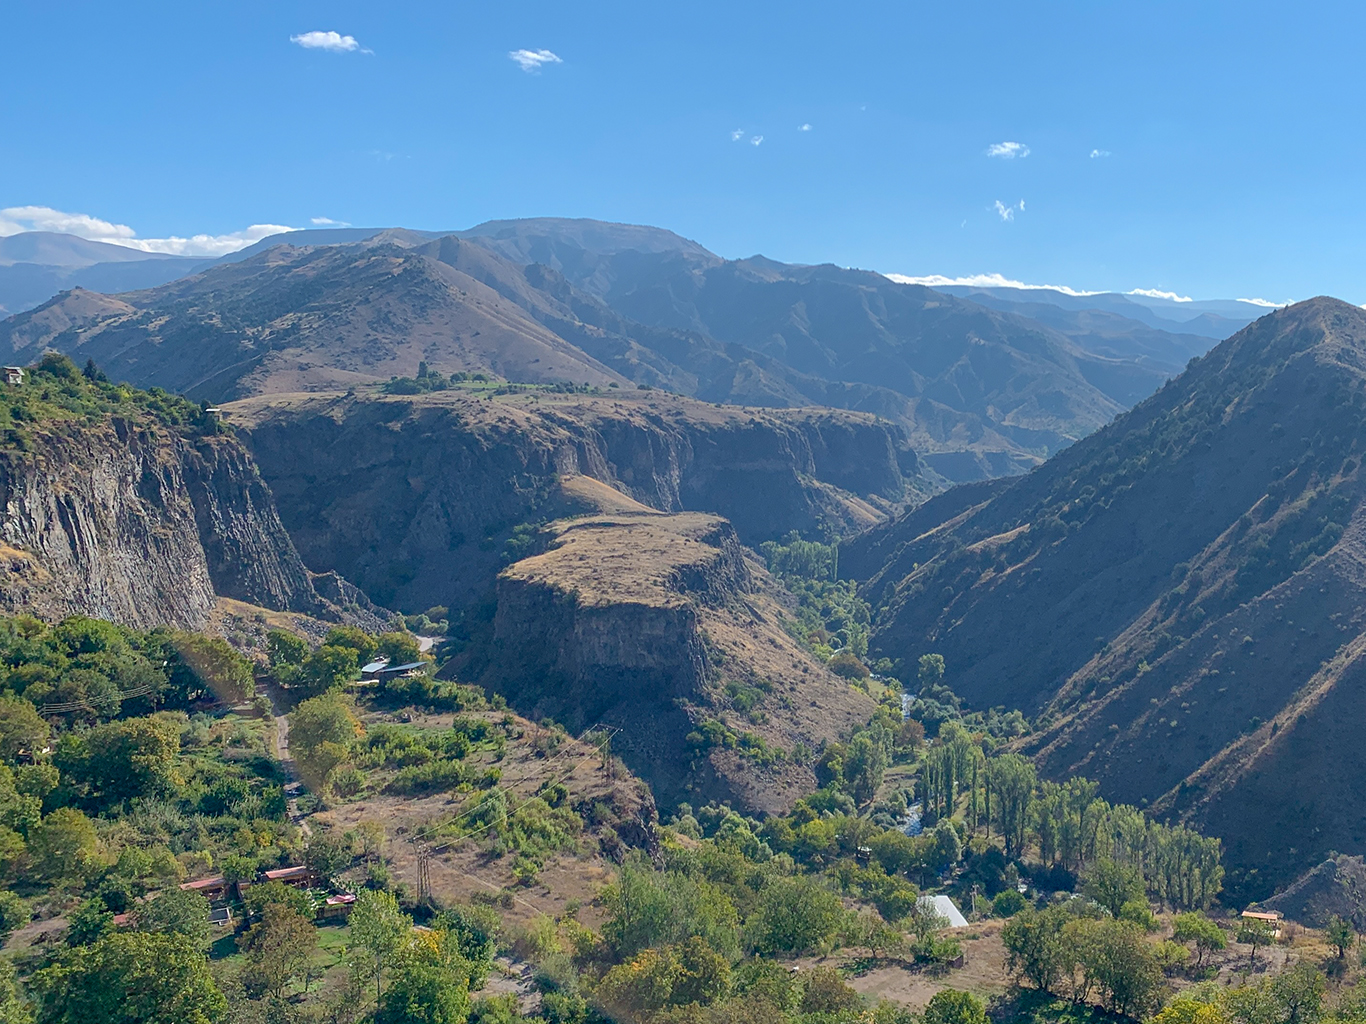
1;1;1362;302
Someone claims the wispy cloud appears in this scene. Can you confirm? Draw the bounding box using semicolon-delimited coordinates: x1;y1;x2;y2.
311;217;351;227
750;135;764;146
0;206;298;257
509;49;562;72
290;31;369;54
1090;149;1111;159
987;141;1030;159
1127;287;1193;303
798;123;812;132
993;199;1024;221
730;129;745;142
885;271;1102;298
1237;297;1294;307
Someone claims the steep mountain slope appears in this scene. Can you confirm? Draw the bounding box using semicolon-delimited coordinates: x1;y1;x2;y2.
0;360;367;630
844;297;1366;896
0;243;629;399
224;387;914;611
454;222;1163;473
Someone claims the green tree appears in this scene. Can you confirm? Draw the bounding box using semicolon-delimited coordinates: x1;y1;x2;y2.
924;990;987;1024
1236;916;1275;968
295;645;361;696
289;692;360;790
349;889;411;1000
59;715;181;805
377;932;474;1024
239;901;318;1000
0;696;48;763
170;634;253;705
1002;906;1072;993
0;892;27;947
0;957;29;1024
243;880;313;921
842;733;888;805
32;931;226;1024
133;887;210;948
1325;915;1354;960
798;967;862;1015
1082;858;1146;919
672;936;731;1006
266;630;309;670
66;898;114;947
1172;911;1227;968
750;876;845;954
918;654;946;689
987;754;1035;859
1066;918;1163;1018
29;808;102;883
304;828;352;881
602;861;740;960
376;632;423;665
322;627;378;662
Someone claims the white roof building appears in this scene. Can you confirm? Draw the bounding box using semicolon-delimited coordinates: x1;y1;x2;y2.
918;894;969;928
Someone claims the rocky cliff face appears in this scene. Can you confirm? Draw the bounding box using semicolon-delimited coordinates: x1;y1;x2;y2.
226;388;916;612
483;510;876;812
0;415;336;630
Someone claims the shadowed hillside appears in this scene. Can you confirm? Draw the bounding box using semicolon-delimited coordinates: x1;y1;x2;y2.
844;297;1366;897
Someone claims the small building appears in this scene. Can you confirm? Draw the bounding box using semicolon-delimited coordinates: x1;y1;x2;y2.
208;907;233;927
1241;909;1283;938
180;876;232;901
360;658;390;680
377;661;430;680
261;865;318;889
3;367;23;386
918;894;969;929
318;893;357;920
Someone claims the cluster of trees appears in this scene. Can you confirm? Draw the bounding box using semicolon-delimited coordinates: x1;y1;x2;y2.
759;533;871;666
266;626;425;699
0;353;225;448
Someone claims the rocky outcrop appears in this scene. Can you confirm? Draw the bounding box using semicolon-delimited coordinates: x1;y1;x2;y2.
482;510;876;813
226;388;915;612
0;415;343;630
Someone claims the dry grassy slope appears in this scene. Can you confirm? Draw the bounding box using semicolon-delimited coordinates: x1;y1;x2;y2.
0;244;628;400
486;510;876;814
224;388;908;611
847;298;1366;895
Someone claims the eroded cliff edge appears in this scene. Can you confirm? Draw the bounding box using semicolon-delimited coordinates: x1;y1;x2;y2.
477;509;876;813
0;407;362;630
225;387;920;611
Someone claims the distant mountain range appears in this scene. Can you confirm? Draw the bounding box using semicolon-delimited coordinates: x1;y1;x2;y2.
0;219;1262;482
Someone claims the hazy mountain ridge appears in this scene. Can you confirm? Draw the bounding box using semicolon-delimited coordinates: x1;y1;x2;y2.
843;296;1366;896
0;219;1241;483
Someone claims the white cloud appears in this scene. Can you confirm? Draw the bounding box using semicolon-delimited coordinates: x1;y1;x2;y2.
509;49;562;72
885;271;1103;298
290;31;368;54
750;135;764;146
1090;149;1111;159
1127;287;1193;303
1237;297;1293;307
311;217;351;227
730;129;745;141
987;141;1030;159
993;199;1024;221
0;205;135;240
0;206;298;257
798;123;812;131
